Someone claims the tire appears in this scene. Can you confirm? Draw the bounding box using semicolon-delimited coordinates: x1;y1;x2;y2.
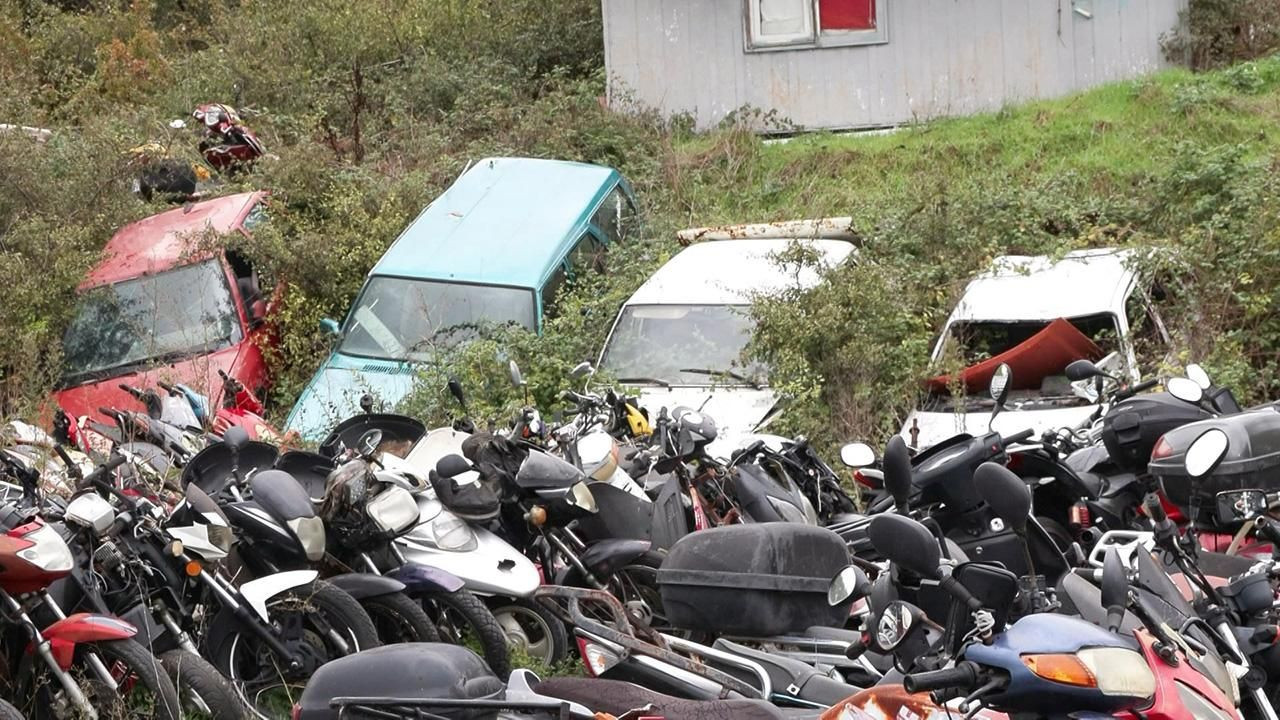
1037;515;1075;552
159;649;247;720
488;597;569;669
44;638;183;720
611;550;669;630
214;580;379;719
0;700;21;720
425;590;512;677
361;592;440;644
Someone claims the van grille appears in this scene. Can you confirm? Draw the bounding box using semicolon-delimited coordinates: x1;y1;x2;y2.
360;363;412;375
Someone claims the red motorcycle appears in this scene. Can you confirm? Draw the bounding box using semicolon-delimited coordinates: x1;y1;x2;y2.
0;459;181;719
191;103;265;172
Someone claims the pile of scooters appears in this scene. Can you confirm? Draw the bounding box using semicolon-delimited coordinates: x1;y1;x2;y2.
6;352;1280;720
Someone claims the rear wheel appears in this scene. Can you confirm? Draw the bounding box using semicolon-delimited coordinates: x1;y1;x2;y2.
25;638;183;720
424;590;512;677
159;649;246;720
0;700;21;720
489;597;568;669
361;592;440;644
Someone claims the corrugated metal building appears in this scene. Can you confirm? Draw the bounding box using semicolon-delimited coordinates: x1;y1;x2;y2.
602;0;1188;131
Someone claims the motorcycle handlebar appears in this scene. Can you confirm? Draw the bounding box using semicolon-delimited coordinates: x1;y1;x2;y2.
1001;428;1035;446
903;662;981;694
1144;493;1169;524
80;454;127;491
1116;378;1160;402
118;383;145;399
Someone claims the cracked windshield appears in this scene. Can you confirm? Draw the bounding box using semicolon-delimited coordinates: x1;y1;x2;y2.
338;276;536;360
61;259;240;383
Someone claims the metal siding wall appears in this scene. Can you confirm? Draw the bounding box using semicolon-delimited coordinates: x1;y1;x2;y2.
603;0;1188;130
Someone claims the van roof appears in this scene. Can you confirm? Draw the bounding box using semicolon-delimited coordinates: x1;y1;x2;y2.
948;248;1137;323
625;239;855;306
84;191;266;288
371;157;624;288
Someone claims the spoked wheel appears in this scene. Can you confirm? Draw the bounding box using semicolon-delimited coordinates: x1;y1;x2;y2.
158;649;246;720
609;550;669;631
214;582;378;719
27;638;182;720
489;597;568;669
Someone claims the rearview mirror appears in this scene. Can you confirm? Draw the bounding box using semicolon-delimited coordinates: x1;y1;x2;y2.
973;462;1030;535
989;363;1012;406
447;378;468;409
436;454;473;479
1101;546;1127;633
570;362;595;380
867;514;941;580
1065;359;1104;382
319;317;340;336
1166;377;1204;405
1185;428;1229;478
1215;489;1267;524
827;565;870;606
872;600;924;652
509;360;525;388
839;442;876;469
223;425;249;454
1186;364;1212;390
882;435;913;513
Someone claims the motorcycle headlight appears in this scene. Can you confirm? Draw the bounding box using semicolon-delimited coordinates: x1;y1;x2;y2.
286;516;327;562
1022;648;1155;700
430;511;478;552
1174;680;1234;720
366;486;419;535
568;482;598;513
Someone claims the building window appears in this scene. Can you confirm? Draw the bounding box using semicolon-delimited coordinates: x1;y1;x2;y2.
744;0;887;51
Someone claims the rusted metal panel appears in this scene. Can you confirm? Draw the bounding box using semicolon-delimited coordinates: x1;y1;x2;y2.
603;0;1187;131
675;217;857;245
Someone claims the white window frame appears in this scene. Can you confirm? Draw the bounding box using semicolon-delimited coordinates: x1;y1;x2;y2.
744;0;889;52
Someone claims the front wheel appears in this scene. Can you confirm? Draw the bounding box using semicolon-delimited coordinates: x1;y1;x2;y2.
159;649;246;720
489;597;568;669
28;638;183;720
361;592;440;644
424;590;512;677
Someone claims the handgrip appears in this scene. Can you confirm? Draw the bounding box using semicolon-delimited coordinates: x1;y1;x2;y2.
903;662;980;694
80;454;127;489
1144;493;1168;524
940;575;983;612
1001;428;1035;445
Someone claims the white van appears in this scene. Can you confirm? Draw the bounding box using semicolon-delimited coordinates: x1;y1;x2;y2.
598;237;855;456
902;248;1168;450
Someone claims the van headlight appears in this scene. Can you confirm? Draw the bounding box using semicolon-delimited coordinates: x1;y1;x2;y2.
429;512;478;552
568;482;598;513
286;516;327;562
366;486;420;535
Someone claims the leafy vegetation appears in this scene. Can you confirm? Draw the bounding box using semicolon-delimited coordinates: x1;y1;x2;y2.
5;0;1280;461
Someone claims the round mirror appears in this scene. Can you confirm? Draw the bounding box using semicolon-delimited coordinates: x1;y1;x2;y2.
1186;364;1212;390
1166;377;1204;404
357;429;383;459
839;443;876;469
874;601;914;651
990;363;1012;405
1184;428;1229;478
826;565;869;606
1065;359;1102;382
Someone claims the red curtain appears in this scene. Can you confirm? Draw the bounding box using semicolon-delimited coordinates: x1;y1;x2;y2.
818;0;876;30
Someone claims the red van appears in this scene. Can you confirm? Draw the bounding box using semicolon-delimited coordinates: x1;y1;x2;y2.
52;191;274;421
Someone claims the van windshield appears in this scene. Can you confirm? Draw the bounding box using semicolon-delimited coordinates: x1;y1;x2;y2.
600;304;765;387
338;276;536;360
61;259;242;384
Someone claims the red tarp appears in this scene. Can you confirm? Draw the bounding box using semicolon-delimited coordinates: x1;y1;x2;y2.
926;317;1103;394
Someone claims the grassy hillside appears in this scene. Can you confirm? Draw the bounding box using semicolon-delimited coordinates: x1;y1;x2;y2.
4;1;1280;452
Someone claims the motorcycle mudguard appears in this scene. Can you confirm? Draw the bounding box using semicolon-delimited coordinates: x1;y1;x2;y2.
40;613;137;669
386;562;465;594
576;539;652;581
240;569;318;622
326;572;407;600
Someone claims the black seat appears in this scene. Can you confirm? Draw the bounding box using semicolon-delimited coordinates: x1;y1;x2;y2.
534;677;789;720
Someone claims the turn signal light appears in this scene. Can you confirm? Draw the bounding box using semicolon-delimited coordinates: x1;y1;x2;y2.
184;560;203;577
1151;435;1173;461
526;506;548;527
1022;653;1097;688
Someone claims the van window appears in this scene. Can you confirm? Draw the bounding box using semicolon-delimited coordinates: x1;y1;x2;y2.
568;232;606;276
591;186;637;245
1125;282;1170;373
541;264;568;318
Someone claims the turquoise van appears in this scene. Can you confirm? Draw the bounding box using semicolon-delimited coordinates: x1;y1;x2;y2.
284;157;637;440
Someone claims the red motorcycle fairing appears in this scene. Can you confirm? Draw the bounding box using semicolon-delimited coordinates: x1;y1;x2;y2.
1120;629;1240;720
820;684;1008;720
38;613;137;669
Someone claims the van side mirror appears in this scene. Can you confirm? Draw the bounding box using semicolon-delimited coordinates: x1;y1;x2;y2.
319;318;340;336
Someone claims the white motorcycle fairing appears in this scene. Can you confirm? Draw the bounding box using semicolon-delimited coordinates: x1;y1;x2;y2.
239;569;319;622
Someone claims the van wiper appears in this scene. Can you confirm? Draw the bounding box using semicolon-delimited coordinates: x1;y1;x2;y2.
680;368;762;390
616;377;672;389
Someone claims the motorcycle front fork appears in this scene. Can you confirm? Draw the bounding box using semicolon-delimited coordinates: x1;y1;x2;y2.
2;590;101;720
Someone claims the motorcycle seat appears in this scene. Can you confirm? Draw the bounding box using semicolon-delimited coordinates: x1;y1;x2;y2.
535;677;790;719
